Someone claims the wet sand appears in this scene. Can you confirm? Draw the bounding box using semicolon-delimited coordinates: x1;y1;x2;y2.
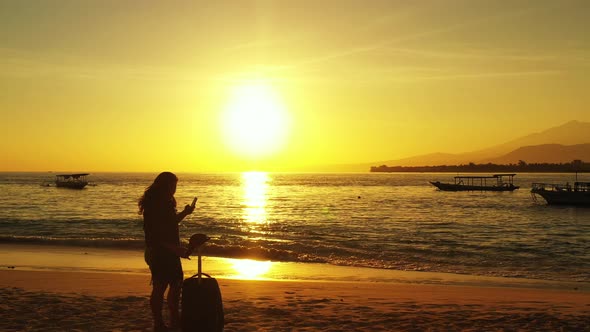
2;268;589;332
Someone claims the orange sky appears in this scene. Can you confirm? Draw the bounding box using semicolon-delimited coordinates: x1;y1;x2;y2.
1;1;589;172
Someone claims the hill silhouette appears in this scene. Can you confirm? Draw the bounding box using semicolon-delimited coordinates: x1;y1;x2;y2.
294;120;590;172
486;143;590;165
373;120;590;167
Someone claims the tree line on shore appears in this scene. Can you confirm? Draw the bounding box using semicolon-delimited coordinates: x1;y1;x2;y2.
370;160;589;173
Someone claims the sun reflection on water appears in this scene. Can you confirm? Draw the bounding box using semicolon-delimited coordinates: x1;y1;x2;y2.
230;258;273;280
241;172;269;224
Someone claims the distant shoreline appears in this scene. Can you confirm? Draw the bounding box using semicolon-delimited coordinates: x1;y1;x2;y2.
371;161;589;173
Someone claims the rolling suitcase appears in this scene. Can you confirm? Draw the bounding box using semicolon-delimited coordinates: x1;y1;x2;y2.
181;234;224;332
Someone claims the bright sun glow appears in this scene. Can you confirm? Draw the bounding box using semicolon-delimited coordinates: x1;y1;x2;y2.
221;82;290;158
231;259;273;280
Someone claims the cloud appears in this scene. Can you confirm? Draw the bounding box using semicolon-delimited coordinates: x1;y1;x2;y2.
392;69;563;82
265;4;576;76
0;47;211;82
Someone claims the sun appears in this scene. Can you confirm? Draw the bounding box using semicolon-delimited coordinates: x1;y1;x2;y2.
221;82;290;158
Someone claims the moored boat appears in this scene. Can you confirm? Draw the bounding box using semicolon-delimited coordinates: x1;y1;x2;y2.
531;181;590;206
55;173;89;189
430;174;519;192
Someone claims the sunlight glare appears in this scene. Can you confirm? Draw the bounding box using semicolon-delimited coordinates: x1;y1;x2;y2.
221;82;290;158
230;259;273;280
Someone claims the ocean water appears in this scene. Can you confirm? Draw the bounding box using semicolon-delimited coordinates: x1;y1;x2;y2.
1;172;588;283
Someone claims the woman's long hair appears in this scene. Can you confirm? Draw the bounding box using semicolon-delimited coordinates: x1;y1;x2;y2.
138;172;178;215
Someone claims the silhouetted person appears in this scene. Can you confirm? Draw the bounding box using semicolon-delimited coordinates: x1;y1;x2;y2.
139;172;195;332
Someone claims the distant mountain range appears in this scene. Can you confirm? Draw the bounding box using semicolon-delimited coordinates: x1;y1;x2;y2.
486;143;590;164
373;120;590;168
310;121;590;172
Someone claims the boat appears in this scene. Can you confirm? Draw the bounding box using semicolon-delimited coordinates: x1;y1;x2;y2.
55;173;89;189
531;181;590;206
430;174;519;191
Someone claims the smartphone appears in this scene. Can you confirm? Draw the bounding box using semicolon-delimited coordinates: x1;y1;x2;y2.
191;197;198;208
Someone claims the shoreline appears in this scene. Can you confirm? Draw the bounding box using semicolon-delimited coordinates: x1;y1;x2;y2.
1;243;588;291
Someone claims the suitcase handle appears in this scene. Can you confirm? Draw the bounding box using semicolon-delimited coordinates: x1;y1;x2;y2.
188;272;213;279
186;233;211;284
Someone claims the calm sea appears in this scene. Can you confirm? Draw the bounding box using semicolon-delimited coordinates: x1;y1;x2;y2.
1;172;588;283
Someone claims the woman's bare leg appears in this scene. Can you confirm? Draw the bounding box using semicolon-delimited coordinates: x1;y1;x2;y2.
151;282;168;329
168;281;182;328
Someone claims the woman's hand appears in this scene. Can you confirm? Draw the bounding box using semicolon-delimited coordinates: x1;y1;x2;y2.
173;246;191;259
182;204;195;215
175;204;195;223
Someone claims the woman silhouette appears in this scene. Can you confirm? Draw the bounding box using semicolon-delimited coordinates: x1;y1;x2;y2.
139;172;195;331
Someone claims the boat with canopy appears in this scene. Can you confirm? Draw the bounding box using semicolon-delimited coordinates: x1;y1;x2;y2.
430;174;519;191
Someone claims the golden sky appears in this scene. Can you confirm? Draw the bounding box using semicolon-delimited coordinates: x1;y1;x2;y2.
1;0;589;172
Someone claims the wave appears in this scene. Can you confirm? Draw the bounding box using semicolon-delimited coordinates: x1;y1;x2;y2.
200;243;327;264
0;235;403;268
0;235;146;249
2;235;587;283
0;235;327;264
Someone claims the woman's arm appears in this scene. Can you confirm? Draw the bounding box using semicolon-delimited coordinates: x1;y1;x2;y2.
175;204;195;223
159;242;190;258
144;205;190;257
